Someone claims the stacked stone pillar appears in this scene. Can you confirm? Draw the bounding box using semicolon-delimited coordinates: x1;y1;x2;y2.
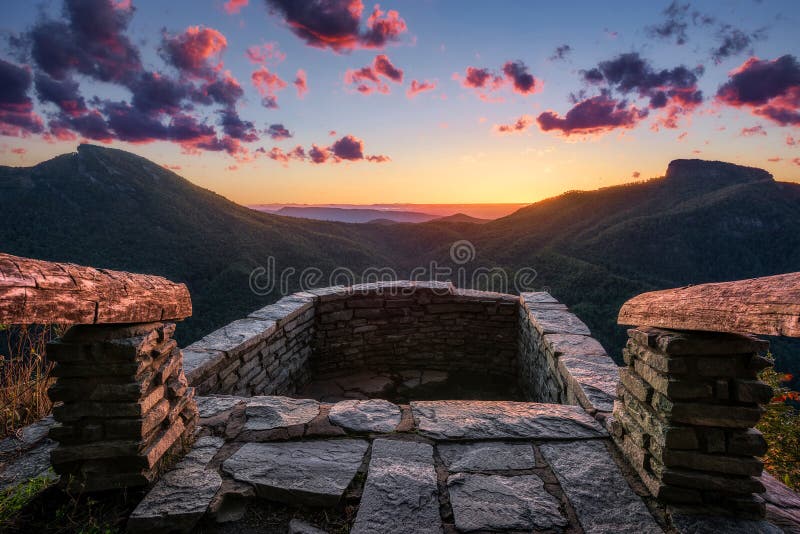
610;326;773;518
46;322;198;491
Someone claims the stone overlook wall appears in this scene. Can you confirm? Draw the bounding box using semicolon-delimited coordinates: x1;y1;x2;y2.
182;281;619;419
518;292;619;418
312;283;518;377
183;293;316;396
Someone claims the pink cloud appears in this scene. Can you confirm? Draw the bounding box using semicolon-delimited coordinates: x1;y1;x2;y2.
246;42;286;65
494;115;534;134
161;26;228;81
344;54;402;94
294;69;308;97
537;95;647;137
251;66;288;108
740;125;767;136
716;55;800;126
224;0;248;14
264;0;407;52
265;134;390;166
406;79;436;98
454;61;539;100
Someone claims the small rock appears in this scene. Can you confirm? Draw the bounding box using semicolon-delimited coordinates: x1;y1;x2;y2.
329;399;401;433
209;479;254;523
419;370;448;385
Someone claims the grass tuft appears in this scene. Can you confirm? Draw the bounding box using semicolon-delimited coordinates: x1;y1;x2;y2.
0;324;60;439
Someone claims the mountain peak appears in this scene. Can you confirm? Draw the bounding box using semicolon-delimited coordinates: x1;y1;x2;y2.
664;159;773;188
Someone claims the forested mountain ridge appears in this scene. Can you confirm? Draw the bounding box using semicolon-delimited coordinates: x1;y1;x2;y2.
1;145;798;380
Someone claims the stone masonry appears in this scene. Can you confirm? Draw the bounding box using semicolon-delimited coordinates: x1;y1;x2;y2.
46;322;197;491
312;284;518;378
610;326;774;518
183;292;316;397
518;292;619;418
182;282;621;417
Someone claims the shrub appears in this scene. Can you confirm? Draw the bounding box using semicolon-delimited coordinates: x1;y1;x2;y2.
757;354;800;491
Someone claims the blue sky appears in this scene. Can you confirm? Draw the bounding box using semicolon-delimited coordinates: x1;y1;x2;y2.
1;0;798;203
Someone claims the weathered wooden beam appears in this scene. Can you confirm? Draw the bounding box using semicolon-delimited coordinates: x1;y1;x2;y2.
0;253;191;325
618;272;800;337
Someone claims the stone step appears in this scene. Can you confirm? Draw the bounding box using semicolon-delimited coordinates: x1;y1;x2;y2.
352;439;441;534
127;436;225;533
447;473;567;531
221;439;369;507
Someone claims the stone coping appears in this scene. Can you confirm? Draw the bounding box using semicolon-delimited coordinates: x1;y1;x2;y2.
0;252;191;325
618;272;800;337
519;292;620;416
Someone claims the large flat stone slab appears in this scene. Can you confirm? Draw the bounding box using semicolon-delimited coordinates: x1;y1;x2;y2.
540;440;661;533
128;436;225;533
447;473;567;531
352;439;441;534
438;442;535;472
411;400;606;440
244;396;320;431
222;439;368;506
328;399;401;433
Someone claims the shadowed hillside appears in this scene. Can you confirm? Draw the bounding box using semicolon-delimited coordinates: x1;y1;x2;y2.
0;144;400;340
1;146;798;380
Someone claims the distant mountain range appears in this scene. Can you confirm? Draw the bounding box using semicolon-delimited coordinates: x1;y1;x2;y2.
258;206;439;224
1;145;798;383
250;203;524;220
249;206;493;225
